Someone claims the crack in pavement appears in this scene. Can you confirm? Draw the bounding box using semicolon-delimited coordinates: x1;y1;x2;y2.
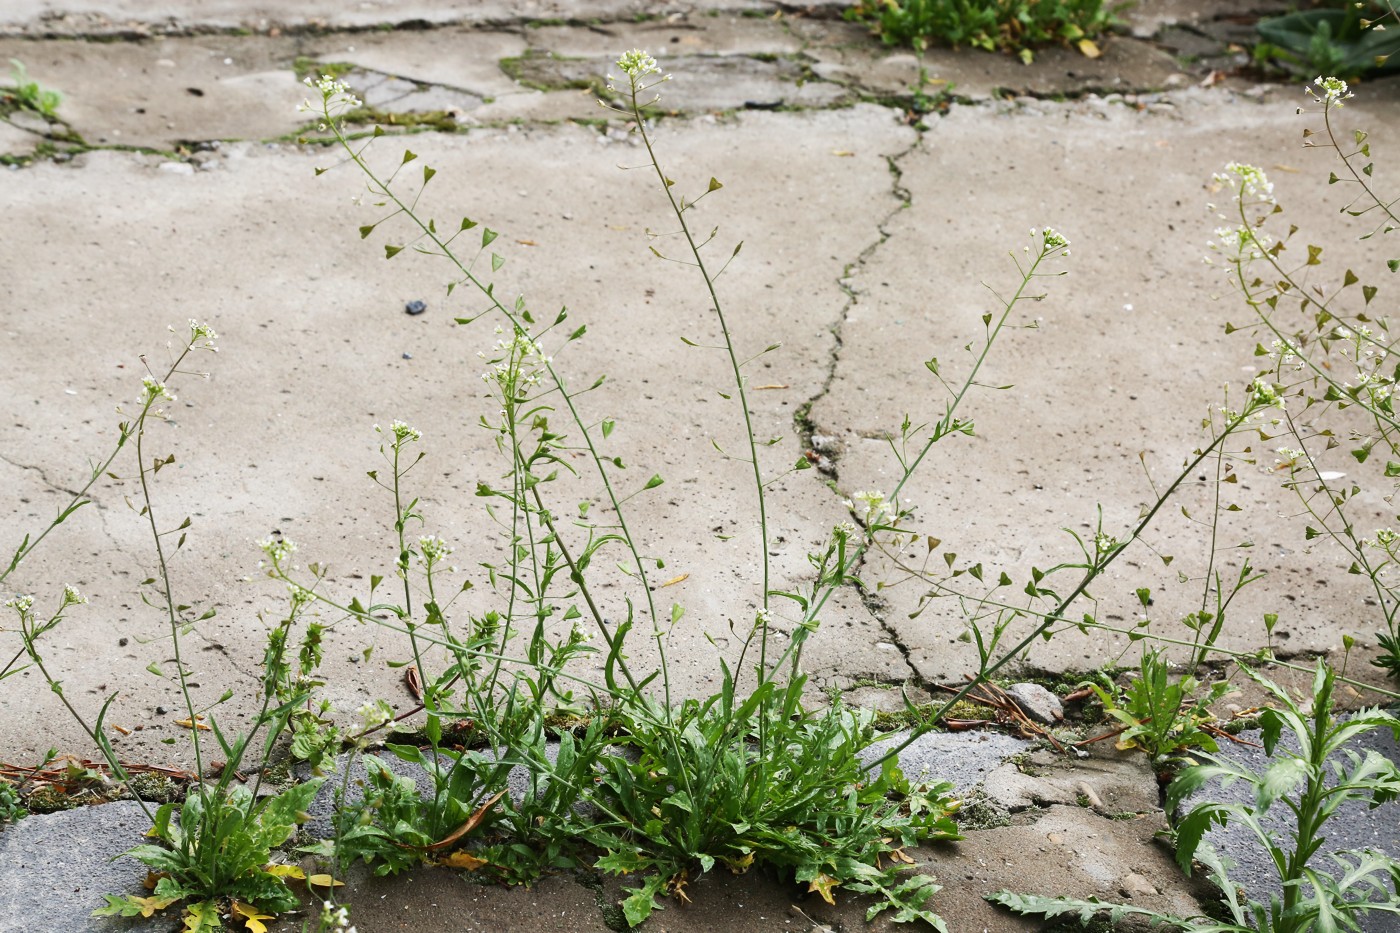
792;125;929;689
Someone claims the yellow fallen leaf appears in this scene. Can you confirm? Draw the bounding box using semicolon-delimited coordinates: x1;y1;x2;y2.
232;901;274;933
1077;38;1101;59
753;384;789;390
659;574;689;588
515;238;538;246
307;874;345;888
264;864;305;879
126;894;179;917
174;716;211;731
831;149;855;157
1272;164;1302;173
808;872;841;905
442;850;489;870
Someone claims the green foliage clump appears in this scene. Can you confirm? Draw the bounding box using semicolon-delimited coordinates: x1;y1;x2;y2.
4;59;61;118
1255;2;1400;80
846;0;1126;62
990;661;1400;931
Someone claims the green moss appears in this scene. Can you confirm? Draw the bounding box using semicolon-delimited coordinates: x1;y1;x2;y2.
953;791;1011;830
292;57;356;83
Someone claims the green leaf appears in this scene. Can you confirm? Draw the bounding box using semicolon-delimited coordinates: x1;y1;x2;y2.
401;149;417;164
423;165;435;184
385;244;403;259
491;252;504;272
602;419;615;438
1257;757;1308;813
708;177;723;191
358;224;375;239
644;474;664;490
460;216;477;231
482;228;498;248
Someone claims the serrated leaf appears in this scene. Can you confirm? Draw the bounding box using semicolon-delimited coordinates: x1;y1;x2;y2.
1257;757;1308;812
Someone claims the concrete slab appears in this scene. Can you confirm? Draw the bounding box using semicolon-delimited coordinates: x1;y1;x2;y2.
5;6;1400;932
0;35;309;148
0;101;914;767
811;84;1400;685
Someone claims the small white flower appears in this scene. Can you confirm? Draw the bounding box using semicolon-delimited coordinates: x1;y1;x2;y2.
1311;75;1354;105
1213;163;1275;204
356;700;392;731
388;420;421;442
616;49;661;80
418;535;453;566
62;585;87;607
141;376;173;402
4;594;34;613
258;537;297;564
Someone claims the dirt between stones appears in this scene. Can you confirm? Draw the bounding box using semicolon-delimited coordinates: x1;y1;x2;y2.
2;1;1400;931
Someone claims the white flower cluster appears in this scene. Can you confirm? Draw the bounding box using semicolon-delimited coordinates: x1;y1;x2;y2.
62;585;87;607
374;420;422;443
299;74;362;116
1214;163;1275;204
141;376;174;403
1035;227;1070;253
1093;532;1118;556
3;594;33;613
616;49;661;80
418;534;453;566
355;700;392;732
1250;378;1284;410
259;537;297;565
849;489;894;527
1310;75;1354;106
479;332;550;390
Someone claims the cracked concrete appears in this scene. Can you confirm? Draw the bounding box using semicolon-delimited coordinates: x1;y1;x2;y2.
3;1;1400;930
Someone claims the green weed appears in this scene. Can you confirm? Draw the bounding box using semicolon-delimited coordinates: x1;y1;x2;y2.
4;59;61;119
845;0;1126;63
989;660;1400;929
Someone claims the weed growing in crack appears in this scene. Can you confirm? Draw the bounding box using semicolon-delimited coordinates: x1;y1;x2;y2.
3;59;61;119
845;0;1125;63
991;660;1400;930
1211;77;1400;681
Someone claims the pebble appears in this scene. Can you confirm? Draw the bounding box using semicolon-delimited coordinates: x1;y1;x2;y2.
404;299;427;315
1120;872;1158;897
158;161;195;175
1007;682;1064;724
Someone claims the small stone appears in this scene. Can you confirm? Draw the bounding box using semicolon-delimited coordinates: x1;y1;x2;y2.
155;706;168;715
402;352;412;360
1007;682;1064;724
118;637;128;647
404;299;427;315
158;161;195;175
1120;872;1157;897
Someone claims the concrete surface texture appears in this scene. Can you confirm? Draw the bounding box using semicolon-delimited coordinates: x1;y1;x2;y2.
2;0;1400;930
